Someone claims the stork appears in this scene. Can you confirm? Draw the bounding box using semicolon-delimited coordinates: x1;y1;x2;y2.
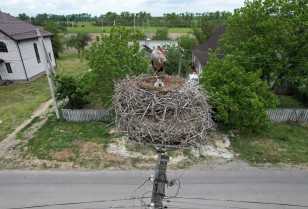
150;46;168;83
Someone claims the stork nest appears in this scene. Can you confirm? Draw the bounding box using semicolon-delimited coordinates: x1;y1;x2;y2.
113;76;215;148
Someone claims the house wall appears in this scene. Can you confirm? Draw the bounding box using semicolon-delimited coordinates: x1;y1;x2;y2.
0;32;56;81
19;37;56;80
0;32;27;80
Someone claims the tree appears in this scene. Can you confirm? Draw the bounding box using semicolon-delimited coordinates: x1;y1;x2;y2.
152;27;169;40
179;34;198;52
17;13;30;22
221;0;308;89
55;74;90;109
44;22;64;58
200;55;279;132
191;18;216;44
82;26;149;106
191;21;206;44
67;32;91;57
163;44;190;77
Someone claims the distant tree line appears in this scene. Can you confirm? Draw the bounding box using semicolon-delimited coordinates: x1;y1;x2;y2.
17;11;230;28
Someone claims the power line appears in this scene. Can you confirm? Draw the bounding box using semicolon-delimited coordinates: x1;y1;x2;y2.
171;196;308;208
6;197;151;209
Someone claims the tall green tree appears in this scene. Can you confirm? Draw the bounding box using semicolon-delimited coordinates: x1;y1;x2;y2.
67;32;91;57
82;26;149;105
200;55;279;132
17;13;30;22
221;0;308;88
43;22;64;58
192;18;216;44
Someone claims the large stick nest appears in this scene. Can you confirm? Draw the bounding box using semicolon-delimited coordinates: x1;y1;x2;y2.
114;76;215;148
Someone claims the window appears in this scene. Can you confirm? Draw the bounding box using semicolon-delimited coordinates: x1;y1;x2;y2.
0;42;8;52
33;43;41;63
48;52;52;62
5;63;12;73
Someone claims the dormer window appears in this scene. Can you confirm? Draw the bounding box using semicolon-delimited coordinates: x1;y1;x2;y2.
0;42;8;52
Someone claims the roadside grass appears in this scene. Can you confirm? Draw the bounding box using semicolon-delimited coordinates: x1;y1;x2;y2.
231;123;308;165
26;116;116;161
66;22;192;33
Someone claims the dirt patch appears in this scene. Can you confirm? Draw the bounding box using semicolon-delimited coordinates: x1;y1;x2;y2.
73;141;102;153
48;149;75;161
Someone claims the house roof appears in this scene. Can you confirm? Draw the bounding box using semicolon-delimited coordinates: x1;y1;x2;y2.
191;27;226;66
0;11;53;41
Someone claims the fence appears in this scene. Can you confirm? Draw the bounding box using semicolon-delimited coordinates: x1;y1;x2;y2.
267;108;308;123
61;108;308;123
61;108;112;122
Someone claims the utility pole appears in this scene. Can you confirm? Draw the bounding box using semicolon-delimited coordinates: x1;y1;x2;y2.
133;17;136;34
36;28;60;119
151;146;169;209
178;41;182;76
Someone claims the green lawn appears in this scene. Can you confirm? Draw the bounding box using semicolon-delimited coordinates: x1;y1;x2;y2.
231;123;308;165
26;116;116;161
0;52;87;141
0;77;51;141
66;21;192;33
56;52;88;75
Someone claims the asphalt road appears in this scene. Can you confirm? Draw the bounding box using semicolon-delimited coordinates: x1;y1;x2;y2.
0;169;308;209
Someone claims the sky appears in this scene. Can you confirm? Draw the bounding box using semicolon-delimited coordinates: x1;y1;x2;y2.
1;0;245;17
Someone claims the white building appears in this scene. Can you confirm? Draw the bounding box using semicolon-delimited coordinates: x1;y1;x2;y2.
0;11;56;81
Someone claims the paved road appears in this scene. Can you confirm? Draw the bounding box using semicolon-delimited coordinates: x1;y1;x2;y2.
0;169;307;209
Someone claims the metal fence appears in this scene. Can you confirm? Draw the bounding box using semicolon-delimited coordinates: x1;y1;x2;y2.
267;108;308;122
61;108;112;122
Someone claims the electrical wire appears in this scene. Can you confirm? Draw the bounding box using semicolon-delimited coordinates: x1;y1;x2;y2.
166;199;250;209
110;177;152;209
172;196;308;208
132;178;151;193
6;197;151;209
165;179;181;199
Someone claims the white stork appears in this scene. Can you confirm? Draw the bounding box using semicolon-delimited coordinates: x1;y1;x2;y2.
150;46;168;82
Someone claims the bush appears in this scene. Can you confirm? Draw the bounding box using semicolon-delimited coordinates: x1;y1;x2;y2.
55;74;90;109
200;55;279;132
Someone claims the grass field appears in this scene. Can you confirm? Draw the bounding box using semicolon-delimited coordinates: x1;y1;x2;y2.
0;52;87;141
26;116;115;160
0;77;51;141
66;21;192;33
231;123;308;165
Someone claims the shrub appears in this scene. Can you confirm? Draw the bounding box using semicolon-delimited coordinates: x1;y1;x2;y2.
200;55;279;132
55;74;90;109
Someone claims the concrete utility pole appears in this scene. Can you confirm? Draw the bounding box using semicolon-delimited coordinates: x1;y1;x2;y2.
178;41;182;76
151;146;169;209
36;28;60;119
